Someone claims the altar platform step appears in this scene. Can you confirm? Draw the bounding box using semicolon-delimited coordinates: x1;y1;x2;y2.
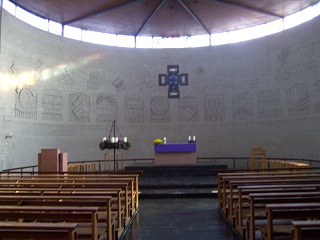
138;176;218;198
139;188;217;198
125;163;226;198
125;162;227;177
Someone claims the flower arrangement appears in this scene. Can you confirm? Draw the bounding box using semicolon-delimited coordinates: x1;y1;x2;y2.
153;138;163;145
99;139;131;150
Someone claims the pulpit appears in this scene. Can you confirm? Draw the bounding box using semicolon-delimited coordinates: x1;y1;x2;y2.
38;148;68;172
154;143;197;165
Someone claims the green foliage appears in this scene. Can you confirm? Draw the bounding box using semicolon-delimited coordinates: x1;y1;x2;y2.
99;140;131;150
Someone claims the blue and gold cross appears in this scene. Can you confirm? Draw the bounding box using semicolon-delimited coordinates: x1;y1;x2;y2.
159;65;188;98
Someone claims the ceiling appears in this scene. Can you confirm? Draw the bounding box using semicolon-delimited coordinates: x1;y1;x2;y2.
9;0;319;37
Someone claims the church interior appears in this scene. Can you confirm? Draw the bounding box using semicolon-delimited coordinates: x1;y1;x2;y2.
1;0;320;239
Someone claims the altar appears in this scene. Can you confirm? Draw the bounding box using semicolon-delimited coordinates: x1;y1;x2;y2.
154;143;197;165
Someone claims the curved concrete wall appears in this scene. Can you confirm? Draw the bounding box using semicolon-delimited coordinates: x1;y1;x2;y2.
0;9;320;169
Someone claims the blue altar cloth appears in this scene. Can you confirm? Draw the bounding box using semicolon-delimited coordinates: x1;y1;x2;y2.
154;143;196;153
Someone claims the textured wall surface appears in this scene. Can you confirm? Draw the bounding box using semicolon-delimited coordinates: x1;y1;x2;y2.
0;10;320;170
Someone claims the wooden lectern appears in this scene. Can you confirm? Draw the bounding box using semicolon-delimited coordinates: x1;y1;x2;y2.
38;149;68;173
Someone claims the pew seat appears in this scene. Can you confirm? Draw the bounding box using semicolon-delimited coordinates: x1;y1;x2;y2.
292;220;320;240
261;203;320;240
0;195;114;240
0;222;78;240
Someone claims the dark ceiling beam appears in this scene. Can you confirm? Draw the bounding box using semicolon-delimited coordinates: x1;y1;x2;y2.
211;0;283;18
135;0;167;37
63;0;144;25
178;0;211;35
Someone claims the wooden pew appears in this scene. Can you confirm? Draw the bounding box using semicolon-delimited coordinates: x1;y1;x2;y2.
0;187;126;221
0;172;140;211
217;170;320;210
217;170;320;239
219;172;306;214
0;182;131;233
221;173;320;211
0;222;78;240
0;172;140;239
263;203;320;240
0;181;131;218
217;170;320;209
42;189;130;229
0;175;138;215
248;192;320;240
226;176;320;225
0;176;137;217
0;195;114;240
0;185;128;233
235;184;320;238
0;206;98;240
292;220;320;240
47;173;139;211
65;173;140;211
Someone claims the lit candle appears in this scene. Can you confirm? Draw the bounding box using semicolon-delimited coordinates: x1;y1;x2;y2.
103;137;106;141
115;137;118;142
192;136;196;141
188;136;191;141
123;137;127;142
111;137;115;143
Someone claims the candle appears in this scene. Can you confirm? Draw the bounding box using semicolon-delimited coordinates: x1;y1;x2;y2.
115;137;118;142
123;137;127;142
192;136;196;141
163;137;166;144
188;136;191;141
111;137;115;143
103;137;106;141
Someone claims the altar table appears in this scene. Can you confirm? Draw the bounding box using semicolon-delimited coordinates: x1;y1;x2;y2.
154;143;197;165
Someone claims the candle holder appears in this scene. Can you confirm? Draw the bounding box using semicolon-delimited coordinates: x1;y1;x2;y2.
99;120;131;171
188;135;196;144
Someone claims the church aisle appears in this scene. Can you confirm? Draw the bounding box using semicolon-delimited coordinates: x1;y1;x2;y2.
122;198;238;240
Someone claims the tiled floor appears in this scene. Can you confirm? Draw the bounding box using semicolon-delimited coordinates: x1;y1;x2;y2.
122;198;239;240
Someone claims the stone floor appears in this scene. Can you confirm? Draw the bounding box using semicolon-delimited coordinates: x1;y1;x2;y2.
121;163;237;239
122;198;239;240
